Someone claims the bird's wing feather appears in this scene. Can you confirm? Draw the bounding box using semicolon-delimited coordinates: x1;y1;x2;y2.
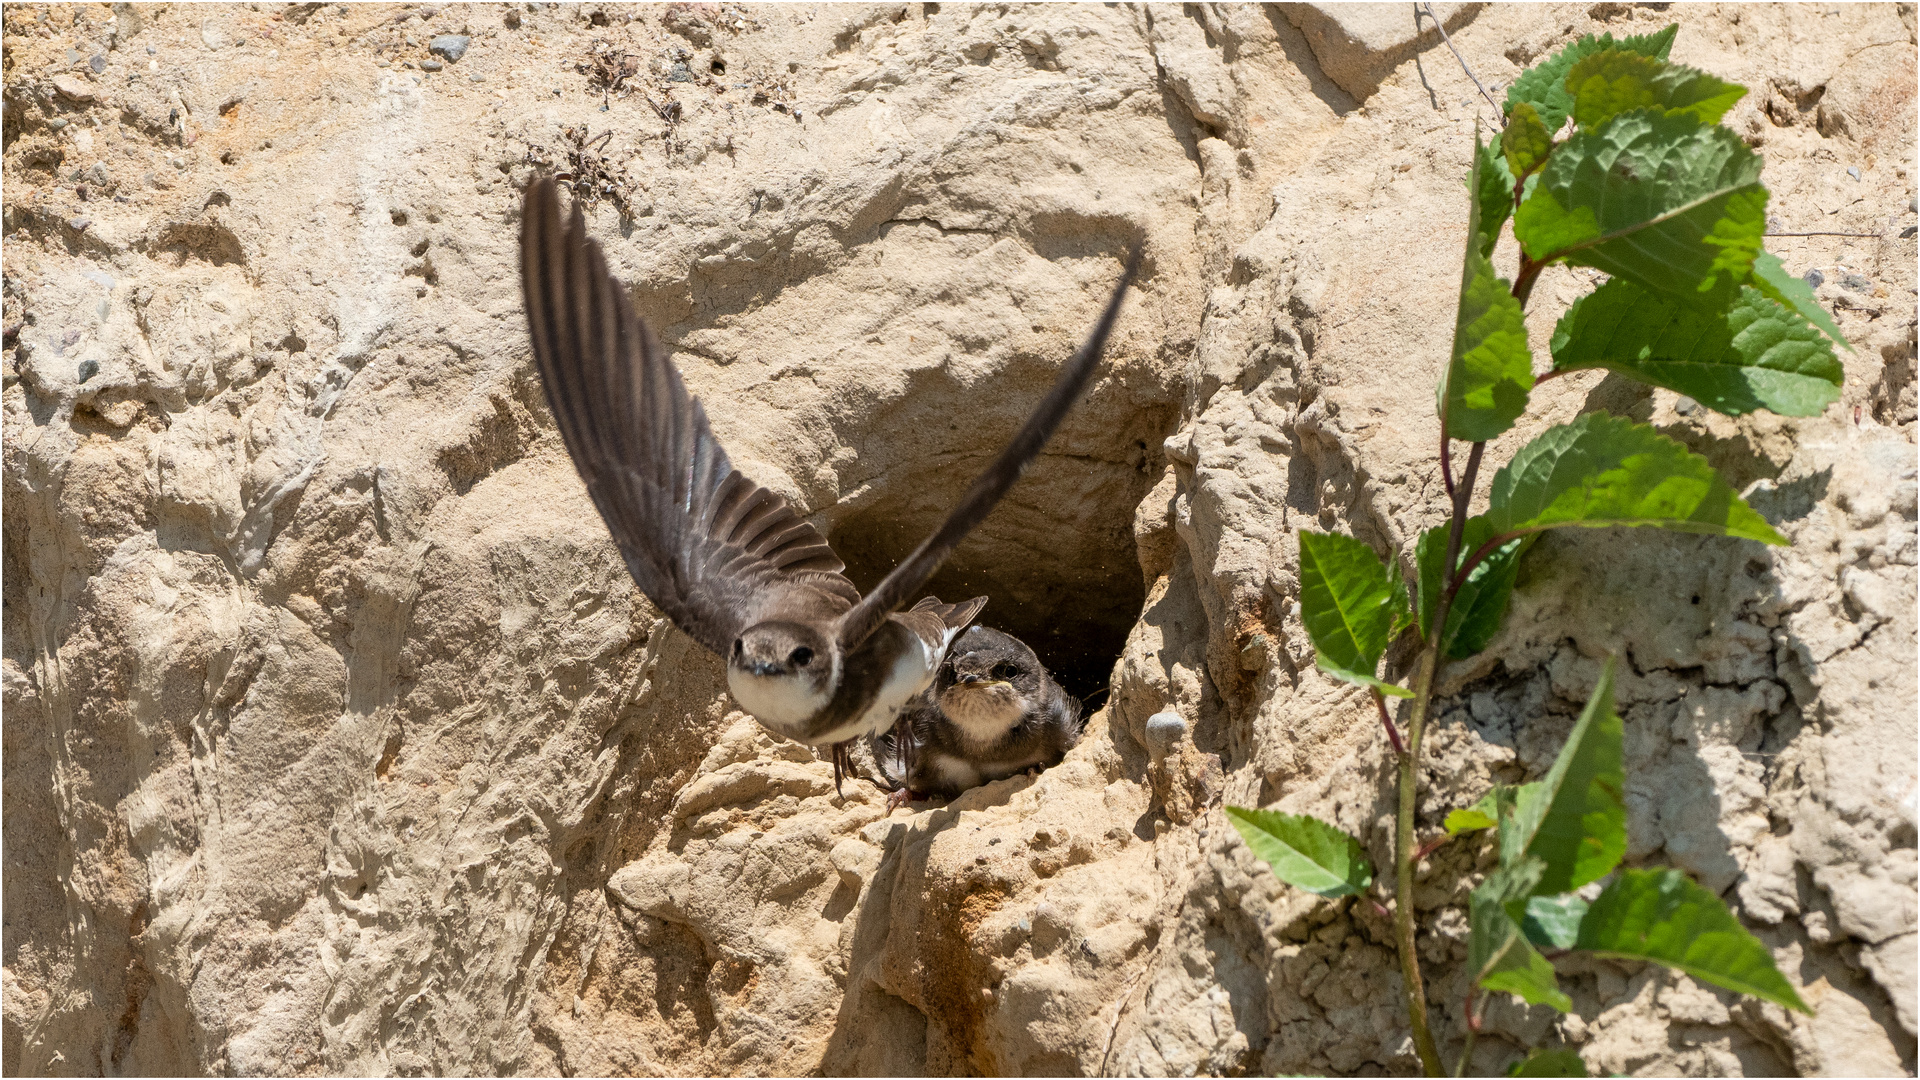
522;179;858;656
833;249;1140;654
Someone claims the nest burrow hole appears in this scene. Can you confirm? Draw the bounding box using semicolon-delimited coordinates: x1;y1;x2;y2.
826;380;1172;704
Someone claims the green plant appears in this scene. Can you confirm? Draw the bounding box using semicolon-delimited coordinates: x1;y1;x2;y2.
1228;25;1833;1078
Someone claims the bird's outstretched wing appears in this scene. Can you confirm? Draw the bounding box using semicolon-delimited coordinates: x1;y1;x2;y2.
833;247;1141;655
521;178;859;656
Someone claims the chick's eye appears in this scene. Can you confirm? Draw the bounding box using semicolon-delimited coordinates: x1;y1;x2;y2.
789;647;814;667
992;662;1021;680
732;639;744;658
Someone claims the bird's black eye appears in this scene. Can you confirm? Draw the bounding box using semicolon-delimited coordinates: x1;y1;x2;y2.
732;639;744;658
992;662;1021;681
789;647;814;667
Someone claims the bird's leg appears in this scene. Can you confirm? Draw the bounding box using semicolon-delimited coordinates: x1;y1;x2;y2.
831;740;851;796
885;786;922;813
891;713;914;781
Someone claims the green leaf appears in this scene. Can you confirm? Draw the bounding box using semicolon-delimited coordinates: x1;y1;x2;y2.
1499;656;1627;893
1506;1049;1589;1077
1502;101;1555;178
1551;276;1843;417
1470;858;1572;1012
1476;125;1518;256
1447;794;1500;835
1298;531;1411;694
1505;24;1678;133
1567;50;1746;132
1447;783;1544;836
1485;412;1787;545
1415;518;1535;659
1447;806;1498;834
1751;251;1849;349
1442;129;1534;443
1513;111;1766;301
1521;894;1590;951
1225;806;1374;899
1577;868;1811;1013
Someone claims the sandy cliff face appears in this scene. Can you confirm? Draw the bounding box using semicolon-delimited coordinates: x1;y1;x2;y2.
3;2;1914;1075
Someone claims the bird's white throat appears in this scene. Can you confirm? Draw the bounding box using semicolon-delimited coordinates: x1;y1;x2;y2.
727;667;832;732
941;684;1027;744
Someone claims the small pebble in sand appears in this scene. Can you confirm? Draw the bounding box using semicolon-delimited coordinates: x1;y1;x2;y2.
429;34;469;62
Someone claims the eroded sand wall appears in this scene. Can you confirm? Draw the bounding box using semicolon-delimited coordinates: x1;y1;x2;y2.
3;3;1915;1075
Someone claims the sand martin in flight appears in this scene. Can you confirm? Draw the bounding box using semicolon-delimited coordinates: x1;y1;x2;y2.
519;179;1134;790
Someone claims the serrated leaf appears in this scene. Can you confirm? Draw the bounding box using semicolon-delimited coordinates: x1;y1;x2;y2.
1505;24;1678;133
1503;101;1555;178
1476;125;1518;256
1485;412;1786;545
1298;531;1410;693
1507;1049;1589;1077
1577;868;1811;1012
1552;276;1842;417
1751;251;1849;349
1521;894;1591;951
1513;111;1766;301
1225;806;1374;898
1415;518;1535;659
1499;656;1627;893
1567;50;1746;131
1442;129;1534;443
1470;858;1572;1012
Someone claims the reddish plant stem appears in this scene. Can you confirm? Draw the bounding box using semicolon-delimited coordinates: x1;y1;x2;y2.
1444;443;1486;569
1441;528;1531;610
1453;988;1485;1077
1375;690;1407;756
1511;257;1544;306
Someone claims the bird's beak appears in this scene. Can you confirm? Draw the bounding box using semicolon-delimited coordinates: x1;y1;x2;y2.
746;660;784;677
955;675;1007;689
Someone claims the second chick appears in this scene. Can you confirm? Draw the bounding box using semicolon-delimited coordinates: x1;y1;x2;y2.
875;625;1084;805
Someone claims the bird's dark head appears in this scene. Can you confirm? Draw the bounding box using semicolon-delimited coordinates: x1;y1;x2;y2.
938;626;1048;741
725;621;838;732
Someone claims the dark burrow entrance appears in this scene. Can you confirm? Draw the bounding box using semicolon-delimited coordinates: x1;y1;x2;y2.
827;396;1174;705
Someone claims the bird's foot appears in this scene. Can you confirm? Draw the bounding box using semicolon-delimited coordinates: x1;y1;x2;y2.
885;787;925;813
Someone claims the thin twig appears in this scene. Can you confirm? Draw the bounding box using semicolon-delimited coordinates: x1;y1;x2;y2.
1421;2;1504;124
1097;940;1160;1074
1765;230;1886;238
